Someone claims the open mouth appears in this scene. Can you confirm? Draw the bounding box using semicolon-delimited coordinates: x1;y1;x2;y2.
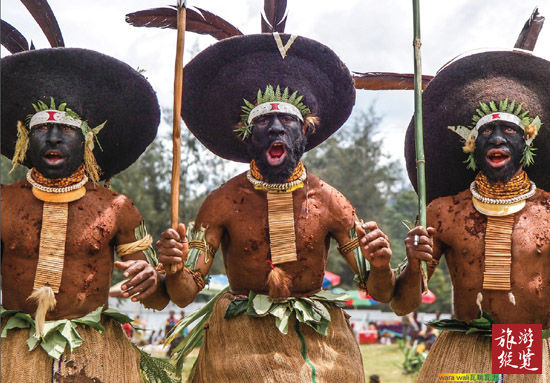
266;142;287;166
43;150;65;165
486;148;511;168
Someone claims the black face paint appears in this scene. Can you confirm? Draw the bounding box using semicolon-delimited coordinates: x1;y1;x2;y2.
28;124;85;179
246;113;306;183
474;121;525;183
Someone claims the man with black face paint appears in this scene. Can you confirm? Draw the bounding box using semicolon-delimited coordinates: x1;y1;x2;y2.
155;34;420;382
391;50;550;381
1;48;169;382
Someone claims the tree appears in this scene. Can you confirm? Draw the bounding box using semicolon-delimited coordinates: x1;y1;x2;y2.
304;108;403;288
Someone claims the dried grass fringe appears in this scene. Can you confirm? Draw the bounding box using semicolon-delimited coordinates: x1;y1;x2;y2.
10;121;29;173
84;132;101;183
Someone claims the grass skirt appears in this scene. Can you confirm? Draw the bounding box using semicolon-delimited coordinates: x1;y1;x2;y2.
1;317;142;383
191;291;365;383
418;331;550;383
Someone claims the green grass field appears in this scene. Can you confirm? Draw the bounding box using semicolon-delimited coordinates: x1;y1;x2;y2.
179;344;417;383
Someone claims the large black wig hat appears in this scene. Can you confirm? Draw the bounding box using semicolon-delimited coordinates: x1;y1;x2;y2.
405;50;550;203
181;33;356;162
1;48;160;180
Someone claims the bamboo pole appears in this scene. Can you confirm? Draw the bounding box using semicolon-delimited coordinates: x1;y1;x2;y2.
412;0;429;291
170;0;186;273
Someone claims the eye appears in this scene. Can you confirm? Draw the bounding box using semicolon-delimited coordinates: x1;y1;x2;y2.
34;125;49;132
504;127;518;134
480;127;493;136
280;115;297;124
254;116;270;127
61;126;75;133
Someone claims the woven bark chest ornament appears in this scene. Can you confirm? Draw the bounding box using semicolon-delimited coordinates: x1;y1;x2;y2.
247;161;306;265
470;170;537;304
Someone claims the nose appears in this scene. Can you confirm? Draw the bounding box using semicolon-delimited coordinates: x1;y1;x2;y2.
488;127;506;146
268;116;285;136
46;125;63;145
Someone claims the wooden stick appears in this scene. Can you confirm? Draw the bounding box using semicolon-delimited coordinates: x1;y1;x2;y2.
170;0;186;273
412;0;429;292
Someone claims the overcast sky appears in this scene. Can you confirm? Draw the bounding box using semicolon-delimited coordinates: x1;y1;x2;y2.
3;0;549;173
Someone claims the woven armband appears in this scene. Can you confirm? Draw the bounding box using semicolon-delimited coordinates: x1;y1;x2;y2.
115;221;159;266
338;237;360;256
188;241;216;261
184;267;206;291
346;221;370;292
116;235;153;256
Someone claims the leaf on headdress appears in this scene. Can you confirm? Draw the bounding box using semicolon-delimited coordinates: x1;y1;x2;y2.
243;99;255;110
282;87;289;102
1;20;30;53
480;102;490;115
489;101;497;112
515;103;523;115
521;146;537;167
37;100;48;110
520;110;530;119
20;0;64;47
448;125;473;141
499;98;509;112
507;100;516;114
288;90;298;104
275;85;281;100
464;153;477;171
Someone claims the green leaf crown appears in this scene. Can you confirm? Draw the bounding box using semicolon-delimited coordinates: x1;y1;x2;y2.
235;85;311;140
447;99;543;170
26;97;105;150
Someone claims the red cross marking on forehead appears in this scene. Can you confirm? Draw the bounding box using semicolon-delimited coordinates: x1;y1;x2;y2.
270;103;280;111
491;113;500;120
46;111;58;121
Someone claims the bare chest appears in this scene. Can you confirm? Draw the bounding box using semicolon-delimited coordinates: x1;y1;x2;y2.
443;209;550;293
2;194;118;261
221;190;331;287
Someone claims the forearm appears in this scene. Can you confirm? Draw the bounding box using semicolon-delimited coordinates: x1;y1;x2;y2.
390;263;423;316
366;264;395;303
142;273;170;310
165;268;202;308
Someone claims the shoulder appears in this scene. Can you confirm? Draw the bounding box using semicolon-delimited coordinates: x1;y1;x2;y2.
526;188;550;213
427;189;472;218
307;172;356;229
201;172;249;207
1;179;33;204
1;179;31;194
85;183;142;229
196;172;250;221
85;183;138;212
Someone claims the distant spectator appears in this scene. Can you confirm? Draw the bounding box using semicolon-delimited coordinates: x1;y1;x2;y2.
148;330;156;344
166;311;184;357
410;312;422;343
369;374;381;383
165;310;178;338
132;315;147;345
153;330;164;345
